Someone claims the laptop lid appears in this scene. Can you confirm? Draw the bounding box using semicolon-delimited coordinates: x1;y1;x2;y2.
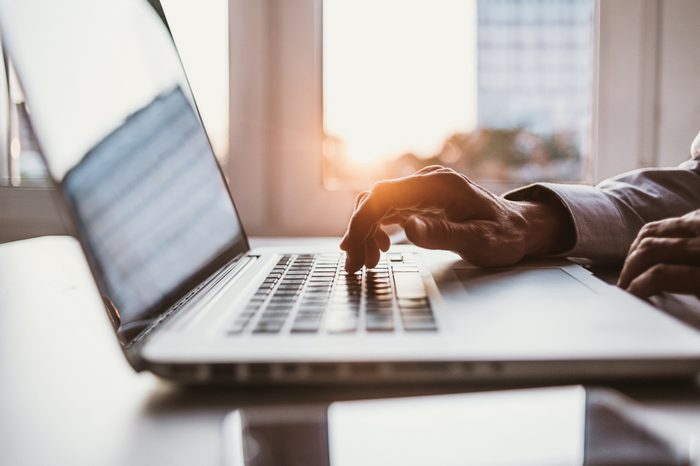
0;0;249;347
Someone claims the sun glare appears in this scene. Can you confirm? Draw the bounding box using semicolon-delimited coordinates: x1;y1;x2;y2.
323;0;477;166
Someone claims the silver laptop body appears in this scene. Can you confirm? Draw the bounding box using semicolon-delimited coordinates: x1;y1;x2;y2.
3;0;700;385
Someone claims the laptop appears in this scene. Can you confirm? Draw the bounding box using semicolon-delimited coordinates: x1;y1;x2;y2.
3;0;700;385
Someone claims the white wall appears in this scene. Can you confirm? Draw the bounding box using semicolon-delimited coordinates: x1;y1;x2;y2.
655;0;700;167
595;0;700;181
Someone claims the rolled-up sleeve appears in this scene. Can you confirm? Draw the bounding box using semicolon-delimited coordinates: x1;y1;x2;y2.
505;153;700;265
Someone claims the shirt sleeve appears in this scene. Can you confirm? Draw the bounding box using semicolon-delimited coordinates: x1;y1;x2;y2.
504;153;700;265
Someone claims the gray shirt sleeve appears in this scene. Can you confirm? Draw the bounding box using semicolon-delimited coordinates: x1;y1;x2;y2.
504;134;700;265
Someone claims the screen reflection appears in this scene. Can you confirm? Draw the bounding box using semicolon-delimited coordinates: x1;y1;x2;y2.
64;87;241;341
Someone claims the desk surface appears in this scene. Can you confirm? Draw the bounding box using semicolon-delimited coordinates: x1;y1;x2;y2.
2;236;700;466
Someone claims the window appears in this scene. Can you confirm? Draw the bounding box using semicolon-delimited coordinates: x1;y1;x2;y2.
0;52;50;187
228;0;691;236
323;0;595;192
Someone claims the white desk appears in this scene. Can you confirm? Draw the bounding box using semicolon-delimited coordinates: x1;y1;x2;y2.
2;236;700;465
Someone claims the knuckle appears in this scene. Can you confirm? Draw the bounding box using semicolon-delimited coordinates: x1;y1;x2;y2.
637;237;658;252
353;192;367;207
435;171;468;189
370;180;389;195
638;221;660;238
673;237;689;249
647;264;668;280
421;164;446;173
367;182;391;208
638;223;654;236
687;218;700;234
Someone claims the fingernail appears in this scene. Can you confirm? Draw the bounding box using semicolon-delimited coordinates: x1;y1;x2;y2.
344;255;354;273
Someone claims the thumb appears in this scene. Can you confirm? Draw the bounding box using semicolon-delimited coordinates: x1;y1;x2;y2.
403;215;470;251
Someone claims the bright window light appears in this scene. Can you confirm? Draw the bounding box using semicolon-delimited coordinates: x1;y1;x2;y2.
323;0;477;166
323;0;594;190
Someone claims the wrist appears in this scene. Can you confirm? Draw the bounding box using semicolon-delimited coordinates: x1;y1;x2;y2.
517;199;575;257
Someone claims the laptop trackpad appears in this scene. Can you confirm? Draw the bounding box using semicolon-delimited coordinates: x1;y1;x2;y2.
454;268;594;300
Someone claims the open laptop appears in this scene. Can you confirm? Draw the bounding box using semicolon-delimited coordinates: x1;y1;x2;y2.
3;0;700;385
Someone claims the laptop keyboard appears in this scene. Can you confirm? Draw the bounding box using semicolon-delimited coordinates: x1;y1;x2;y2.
227;253;437;336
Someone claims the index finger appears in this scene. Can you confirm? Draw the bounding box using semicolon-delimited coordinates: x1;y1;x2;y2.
340;173;472;272
341;175;439;246
629;216;700;252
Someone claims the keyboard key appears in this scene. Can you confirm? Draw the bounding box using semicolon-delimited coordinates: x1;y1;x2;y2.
279;278;305;284
301;301;329;308
367;287;392;295
367;275;391;282
367;294;392;302
269;296;295;302
272;292;299;298
402;316;437;331
327;306;356;315
240;309;257;318
264;298;290;306
368;285;391;291
366;315;395;332
254;320;285;333
397;298;430;308
309;278;333;283
392;266;420;272
393;272;427;299
399;310;432;320
291;315;322;333
366;302;393;311
326;316;358;333
302;296;328;302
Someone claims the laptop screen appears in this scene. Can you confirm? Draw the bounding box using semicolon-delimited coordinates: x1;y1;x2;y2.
0;0;248;345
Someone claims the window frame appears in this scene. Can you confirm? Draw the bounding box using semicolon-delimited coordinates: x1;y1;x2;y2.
228;0;354;236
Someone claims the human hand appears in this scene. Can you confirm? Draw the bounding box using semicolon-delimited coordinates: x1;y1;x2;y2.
339;166;574;273
618;210;700;298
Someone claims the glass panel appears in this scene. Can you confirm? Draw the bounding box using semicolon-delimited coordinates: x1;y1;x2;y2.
323;0;595;192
